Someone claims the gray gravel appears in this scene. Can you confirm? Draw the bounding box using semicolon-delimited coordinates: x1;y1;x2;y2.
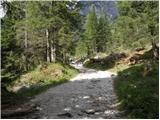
27;64;124;119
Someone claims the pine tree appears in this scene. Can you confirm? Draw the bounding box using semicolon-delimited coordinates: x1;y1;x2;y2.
112;1;158;51
1;1;81;81
84;4;98;56
97;12;111;52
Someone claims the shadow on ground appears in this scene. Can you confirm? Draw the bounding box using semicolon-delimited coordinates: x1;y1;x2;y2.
114;63;159;118
1;78;69;118
1;67;124;119
27;75;123;119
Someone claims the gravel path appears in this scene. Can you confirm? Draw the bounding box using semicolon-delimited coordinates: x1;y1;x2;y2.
28;64;124;119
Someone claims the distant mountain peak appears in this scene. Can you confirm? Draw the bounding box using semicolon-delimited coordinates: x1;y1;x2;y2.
80;1;118;20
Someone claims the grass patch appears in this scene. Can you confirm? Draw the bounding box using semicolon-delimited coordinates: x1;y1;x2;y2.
8;62;78;94
83;52;126;71
114;62;159;118
84;58;130;73
2;62;78;109
107;60;130;72
84;57;128;72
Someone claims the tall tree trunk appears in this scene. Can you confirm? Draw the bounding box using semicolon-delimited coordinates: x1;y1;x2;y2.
87;45;91;57
24;29;28;71
24;3;28;49
50;40;56;62
62;50;66;63
46;29;50;62
50;28;56;62
24;5;28;70
94;39;97;54
24;29;28;49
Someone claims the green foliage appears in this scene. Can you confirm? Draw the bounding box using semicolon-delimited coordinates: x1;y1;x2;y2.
1;1;81;85
1;2;159;119
112;1;159;52
75;40;88;58
7;62;78;93
84;5;98;55
114;63;159;118
2;62;78;110
80;5;112;57
97;12;112;52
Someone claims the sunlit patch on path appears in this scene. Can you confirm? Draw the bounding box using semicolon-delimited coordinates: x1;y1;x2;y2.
70;63;117;81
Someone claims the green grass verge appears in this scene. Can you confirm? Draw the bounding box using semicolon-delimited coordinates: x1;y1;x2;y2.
2;62;79;109
7;62;78;91
114;63;159;118
84;58;129;72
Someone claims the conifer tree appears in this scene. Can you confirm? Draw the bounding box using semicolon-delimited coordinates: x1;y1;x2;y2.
84;5;98;56
97;12;111;52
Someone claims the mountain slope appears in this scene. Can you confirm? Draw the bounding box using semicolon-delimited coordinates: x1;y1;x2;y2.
80;1;118;20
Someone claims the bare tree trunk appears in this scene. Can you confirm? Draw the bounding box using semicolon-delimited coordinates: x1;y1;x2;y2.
62;50;66;63
24;23;28;70
24;29;28;48
50;28;56;62
50;40;56;62
46;29;50;62
24;5;28;70
87;45;91;57
94;39;97;54
24;3;28;49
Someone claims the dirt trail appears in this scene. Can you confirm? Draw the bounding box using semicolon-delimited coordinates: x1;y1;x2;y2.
23;63;124;119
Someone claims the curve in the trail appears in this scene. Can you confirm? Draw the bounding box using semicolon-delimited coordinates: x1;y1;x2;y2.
28;63;124;119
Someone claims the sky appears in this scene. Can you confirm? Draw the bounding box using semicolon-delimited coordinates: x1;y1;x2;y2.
0;3;6;18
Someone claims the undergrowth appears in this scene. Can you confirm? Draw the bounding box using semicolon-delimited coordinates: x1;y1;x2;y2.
114;62;159;118
2;62;79;109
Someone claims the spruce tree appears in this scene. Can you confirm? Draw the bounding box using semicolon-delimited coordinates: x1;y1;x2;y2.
84;4;98;56
97;12;111;52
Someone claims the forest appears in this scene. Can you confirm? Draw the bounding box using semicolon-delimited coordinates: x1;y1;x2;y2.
1;1;159;119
